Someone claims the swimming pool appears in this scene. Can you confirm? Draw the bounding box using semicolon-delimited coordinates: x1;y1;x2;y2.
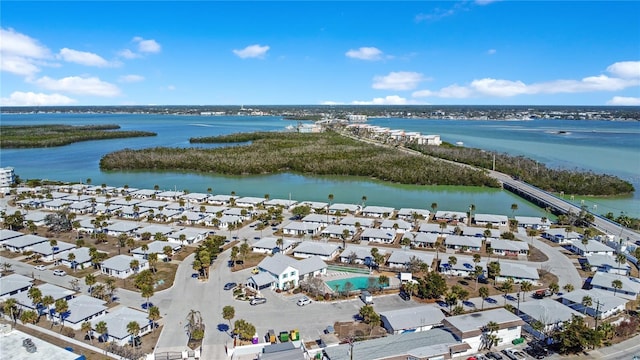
325;276;387;292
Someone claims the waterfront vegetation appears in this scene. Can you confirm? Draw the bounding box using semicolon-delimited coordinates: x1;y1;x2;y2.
406;142;634;196
0;124;156;148
100;131;499;187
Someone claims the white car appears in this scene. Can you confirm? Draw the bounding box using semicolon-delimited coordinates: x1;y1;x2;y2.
297;296;311;306
34;264;46;271
52;269;66;276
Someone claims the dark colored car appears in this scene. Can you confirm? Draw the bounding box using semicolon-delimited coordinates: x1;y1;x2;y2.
486;352;503;360
224;282;237;290
399;291;411;301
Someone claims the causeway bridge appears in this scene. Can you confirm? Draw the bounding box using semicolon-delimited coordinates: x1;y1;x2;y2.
490;170;640;244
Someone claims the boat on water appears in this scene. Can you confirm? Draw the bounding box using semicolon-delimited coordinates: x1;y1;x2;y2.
455;141;464;146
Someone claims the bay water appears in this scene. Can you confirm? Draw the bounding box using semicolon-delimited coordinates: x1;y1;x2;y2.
1;113;638;218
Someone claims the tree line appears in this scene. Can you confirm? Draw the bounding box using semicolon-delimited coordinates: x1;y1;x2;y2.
101;131;499;187
0;124;156;148
406;142;634;196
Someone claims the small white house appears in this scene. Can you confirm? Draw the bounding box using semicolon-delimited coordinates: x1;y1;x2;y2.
560;288;628;319
91;307;152;346
380;305;445;334
100;255;149;279
292;241;340;261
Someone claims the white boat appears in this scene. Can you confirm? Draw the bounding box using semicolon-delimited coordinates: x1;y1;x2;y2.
455;141;464;146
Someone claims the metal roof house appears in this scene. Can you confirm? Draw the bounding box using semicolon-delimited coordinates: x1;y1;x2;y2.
569;240;615;257
380;305;445;334
489;239;529;257
292;241;340;260
100;255;149;279
518;298;585;338
387;250;435;270
444;235;482;252
442;308;524;356
396;208;430;221
495;261;540;284
361;206;395;218
590;271;640;300
252;237;297;254
473;213;509;227
91;307;152;346
583;254;631;275
560;288;628;319
339;245;387;265
360;228;395;244
0;274;33;300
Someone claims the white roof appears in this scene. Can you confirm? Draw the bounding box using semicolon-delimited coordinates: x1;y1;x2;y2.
137;200;167;209
131;241;180;255
0;229;24;242
572;240;614;253
30;241;76;256
106;221;140;233
60;247;94;264
474;213;508;223
296;256;327;275
418;223;457;235
92;307;149;340
258;253;298;275
329;203;360;212
294;241;339;256
586;254;630;270
387;250;434;266
498;262;540;280
264;199;298;207
299;201;328;209
65;295;108;324
434;210;467;220
380;219;412;230
360;228;394;240
444;235;482;248
340;245;388;260
3;234;48;249
490;239;529;252
380;305;445;330
0;274;33;296
514;216;548;226
321;224;357;236
362;206;395;215
284;221;320;231
591;272;640;295
408;232;438;244
101;255;147;272
561;288;628;314
518;298;584;325
302;213;336;224
236;196;264;205
339;216;375;227
14;283;75;308
135;225;176;236
444;308;523;333
253;237;297;249
397;208;430;218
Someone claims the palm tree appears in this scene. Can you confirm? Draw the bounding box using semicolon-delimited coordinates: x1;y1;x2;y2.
95;321;108;343
563;283;574;293
127;321;141;348
616;253;627;276
148;306;160;332
468;204;476;226
611;279;623;296
54;298;69;331
148;253;159;273
81;321;94;343
49;239;58;263
479;286;489;311
510;203;518;217
448;256;457;274
581;295;593;314
3;298;18;324
430;202;437;219
68;252;76;272
500;279;514;305
129;259;140;274
41;295;54;322
141;285;154;313
85;274;96;295
27;287;43;309
327;193;334;223
361;195;367;208
520;281;532;302
20;310;38;325
483;321;500;350
548;282;560;294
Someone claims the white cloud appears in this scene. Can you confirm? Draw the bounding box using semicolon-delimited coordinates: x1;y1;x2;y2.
118;49;141;59
233;44;270;59
166;85;176;91
34;76;121;97
372;71;426;91
133;37;161;53
345;47;383;61
607;96;640;106
487;49;497;55
320;101;344;105
412;61;640;99
606;61;640;79
58;48;113;67
352;95;408;105
118;74;145;83
0;28;51;77
0;91;76;106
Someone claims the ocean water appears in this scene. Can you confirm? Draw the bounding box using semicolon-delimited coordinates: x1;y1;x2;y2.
0;113;638;217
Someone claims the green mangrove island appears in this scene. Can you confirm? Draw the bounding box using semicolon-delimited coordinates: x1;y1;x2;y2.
0;124;156;148
99;130;634;196
100;131;499;187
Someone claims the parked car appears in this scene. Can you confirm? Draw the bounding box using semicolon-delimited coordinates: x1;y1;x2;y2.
250;297;267;305
399;291;411;301
297;296;311;306
34;264;46;271
501;348;518;360
485;352;503;360
224;282;237;290
52;269;66;276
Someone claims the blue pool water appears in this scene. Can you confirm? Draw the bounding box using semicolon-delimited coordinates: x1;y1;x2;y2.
325;276;387;292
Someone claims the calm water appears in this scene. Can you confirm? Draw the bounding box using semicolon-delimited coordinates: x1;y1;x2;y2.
0;113;638;217
325;277;385;291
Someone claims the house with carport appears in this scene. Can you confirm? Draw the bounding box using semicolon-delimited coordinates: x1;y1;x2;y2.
407;231;438;248
297;201;328;212
252;237;297;254
361;206;395;218
359;228;395;244
569;240;614;256
29;240;76;262
0;274;33;300
328;203;360;214
387;250;434;271
320;224;357;240
339;245;387;266
418;223;459;236
207;194;236;205
339;216;374;228
14;283;74;315
42;198;72;211
104;221;140;237
396;208;430;221
24;211;48;226
439;255;486;277
473;213;508;227
380;305;445;334
302;213;337;227
2;234;48;253
379;219;412;233
134;224;176;240
542;228;581;245
442;308;524;356
59;247;96;270
91;307;152;346
490;239;529;257
519;298;585;340
292;241;340;260
62;295;108;330
444;235;482;252
590;271;640;300
264;198;298;210
235;196;265;208
495;262;540;284
101;255;149;279
167;228;209;245
0;229;24;243
67;201;93;214
131;241;181;260
582;254;630;275
434;210;467;224
515;216;551;230
560;288;627;319
282;221;322;236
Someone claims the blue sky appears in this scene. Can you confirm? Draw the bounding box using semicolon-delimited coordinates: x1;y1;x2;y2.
1;1;639;106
